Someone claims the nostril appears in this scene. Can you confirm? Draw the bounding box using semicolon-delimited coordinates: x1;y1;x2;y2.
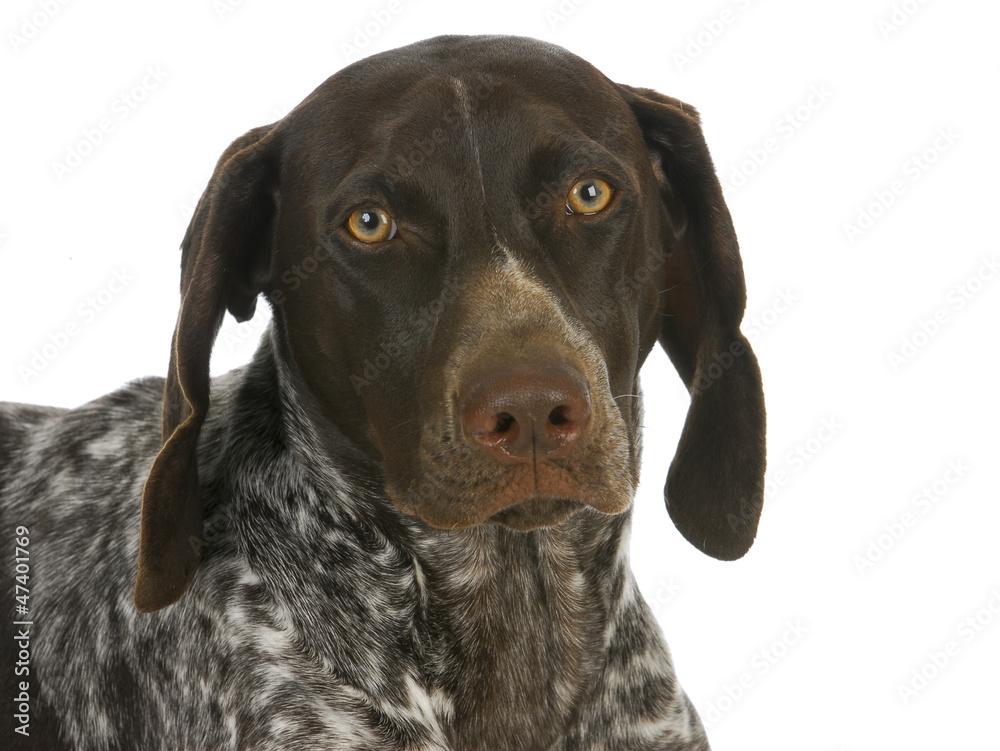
548;406;569;427
494;412;516;433
459;361;592;463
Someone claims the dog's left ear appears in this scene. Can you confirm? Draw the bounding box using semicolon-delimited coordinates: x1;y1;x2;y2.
618;84;766;561
134;124;281;612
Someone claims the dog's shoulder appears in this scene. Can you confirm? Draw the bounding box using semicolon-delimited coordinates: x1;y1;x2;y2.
1;376;165;444
1;377;165;500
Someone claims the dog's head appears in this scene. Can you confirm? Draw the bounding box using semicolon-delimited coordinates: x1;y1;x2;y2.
134;35;766;612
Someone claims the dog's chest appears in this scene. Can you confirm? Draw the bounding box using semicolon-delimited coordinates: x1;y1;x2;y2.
418;527;613;749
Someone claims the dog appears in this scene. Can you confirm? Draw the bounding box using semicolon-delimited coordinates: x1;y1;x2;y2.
1;35;766;750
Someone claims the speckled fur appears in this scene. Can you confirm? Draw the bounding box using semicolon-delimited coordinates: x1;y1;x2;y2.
0;33;768;751
1;335;706;750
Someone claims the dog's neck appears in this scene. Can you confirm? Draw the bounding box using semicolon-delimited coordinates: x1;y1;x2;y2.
199;329;635;748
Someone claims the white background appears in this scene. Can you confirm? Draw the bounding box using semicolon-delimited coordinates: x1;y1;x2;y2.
2;1;999;749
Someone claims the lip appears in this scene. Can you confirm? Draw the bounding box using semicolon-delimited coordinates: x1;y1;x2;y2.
388;464;590;530
486;496;586;531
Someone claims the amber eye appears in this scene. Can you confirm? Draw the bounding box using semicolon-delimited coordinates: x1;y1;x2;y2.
345;208;397;243
566;178;614;215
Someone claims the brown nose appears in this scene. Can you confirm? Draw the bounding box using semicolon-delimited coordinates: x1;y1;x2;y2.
459;363;592;464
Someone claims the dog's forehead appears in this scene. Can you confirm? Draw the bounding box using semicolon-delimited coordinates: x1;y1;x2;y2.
337;35;613;99
285;35;634;150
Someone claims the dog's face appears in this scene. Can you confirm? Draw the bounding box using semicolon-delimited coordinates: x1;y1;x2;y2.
274;39;666;531
134;36;766;611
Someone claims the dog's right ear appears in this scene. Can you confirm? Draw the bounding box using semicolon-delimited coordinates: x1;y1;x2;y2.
617;84;767;562
134;124;281;613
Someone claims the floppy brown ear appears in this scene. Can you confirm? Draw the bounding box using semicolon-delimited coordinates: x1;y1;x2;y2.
134;124;281;612
619;85;766;561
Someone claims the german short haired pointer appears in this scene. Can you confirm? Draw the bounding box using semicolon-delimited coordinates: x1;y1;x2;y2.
1;35;765;750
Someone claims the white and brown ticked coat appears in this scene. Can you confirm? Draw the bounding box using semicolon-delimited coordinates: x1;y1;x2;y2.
1;35;766;750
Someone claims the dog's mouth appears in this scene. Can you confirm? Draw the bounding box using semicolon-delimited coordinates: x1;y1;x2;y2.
392;488;586;531
486;496;586;530
390;459;631;532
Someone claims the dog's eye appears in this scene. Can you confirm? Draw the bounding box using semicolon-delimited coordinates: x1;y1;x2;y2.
345;208;397;243
566;178;614;215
